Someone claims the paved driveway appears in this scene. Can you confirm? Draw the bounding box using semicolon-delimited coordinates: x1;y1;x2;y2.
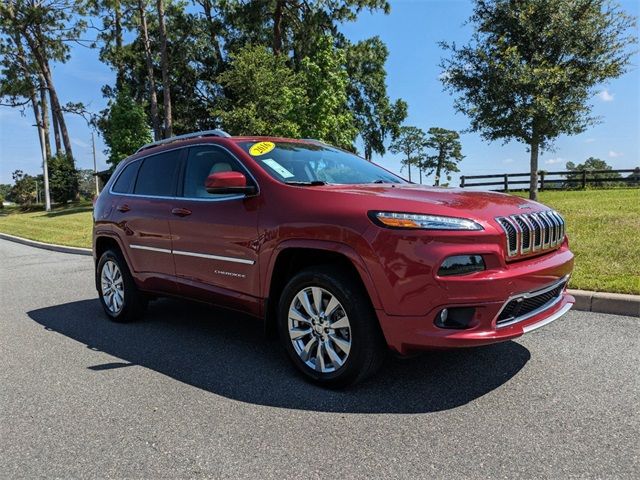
0;239;638;478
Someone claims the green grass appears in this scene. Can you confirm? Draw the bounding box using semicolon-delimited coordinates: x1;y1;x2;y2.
0;189;638;294
0;202;93;248
512;189;640;295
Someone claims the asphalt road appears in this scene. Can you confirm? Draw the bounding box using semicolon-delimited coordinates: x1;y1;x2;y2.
0;238;638;479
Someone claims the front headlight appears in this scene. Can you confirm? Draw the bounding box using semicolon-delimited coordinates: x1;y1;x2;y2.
370;211;483;231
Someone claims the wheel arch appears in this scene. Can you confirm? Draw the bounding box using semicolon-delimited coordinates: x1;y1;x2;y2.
263;241;382;337
94;234;132;291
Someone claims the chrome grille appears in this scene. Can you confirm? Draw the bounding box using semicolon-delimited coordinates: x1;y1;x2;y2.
496;210;565;258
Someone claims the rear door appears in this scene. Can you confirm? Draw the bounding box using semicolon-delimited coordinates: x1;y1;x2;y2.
169;144;261;313
110;149;183;288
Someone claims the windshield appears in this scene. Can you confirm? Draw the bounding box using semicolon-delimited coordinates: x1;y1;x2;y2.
238;141;405;185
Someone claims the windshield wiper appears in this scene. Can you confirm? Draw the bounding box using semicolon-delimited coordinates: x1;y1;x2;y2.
284;180;327;186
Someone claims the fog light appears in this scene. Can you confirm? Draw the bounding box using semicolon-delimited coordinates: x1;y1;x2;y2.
438;255;485;277
435;307;476;329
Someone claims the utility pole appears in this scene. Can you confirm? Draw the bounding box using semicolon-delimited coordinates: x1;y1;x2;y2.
92;131;99;196
34;122;51;211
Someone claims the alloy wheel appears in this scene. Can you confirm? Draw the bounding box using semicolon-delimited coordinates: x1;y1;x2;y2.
101;260;124;314
287;286;352;373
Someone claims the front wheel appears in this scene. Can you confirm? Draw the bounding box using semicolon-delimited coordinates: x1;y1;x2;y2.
277;266;386;387
96;249;147;322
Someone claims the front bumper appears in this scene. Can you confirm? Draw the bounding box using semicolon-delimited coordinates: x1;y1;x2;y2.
375;246;575;354
377;292;574;354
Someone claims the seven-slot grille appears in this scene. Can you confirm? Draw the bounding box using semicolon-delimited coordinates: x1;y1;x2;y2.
496;277;568;326
495;211;565;258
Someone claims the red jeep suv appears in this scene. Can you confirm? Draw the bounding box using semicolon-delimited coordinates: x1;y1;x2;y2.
93;130;574;387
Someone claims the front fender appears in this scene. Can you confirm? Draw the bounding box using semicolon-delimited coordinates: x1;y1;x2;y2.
262;238;383;311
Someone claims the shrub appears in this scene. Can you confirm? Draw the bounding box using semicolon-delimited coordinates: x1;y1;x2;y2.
48;154;79;203
10;170;36;205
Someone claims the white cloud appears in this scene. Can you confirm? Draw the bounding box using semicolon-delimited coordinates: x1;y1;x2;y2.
545;157;565;165
584;138;596;143
597;89;614;102
71;138;89;148
502;158;514;164
608;150;623;158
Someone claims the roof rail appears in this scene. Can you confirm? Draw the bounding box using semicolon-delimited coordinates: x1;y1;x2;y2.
135;129;231;153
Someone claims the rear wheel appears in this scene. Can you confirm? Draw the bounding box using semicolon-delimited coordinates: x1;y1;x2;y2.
277;266;386;387
97;249;147;322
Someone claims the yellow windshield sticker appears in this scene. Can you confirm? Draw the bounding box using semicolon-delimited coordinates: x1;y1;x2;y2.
249;141;276;156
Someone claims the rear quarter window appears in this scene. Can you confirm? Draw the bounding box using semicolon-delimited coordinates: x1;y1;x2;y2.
111;161;140;194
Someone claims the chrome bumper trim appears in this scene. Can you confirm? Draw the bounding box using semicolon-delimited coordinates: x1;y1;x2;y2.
522;303;572;333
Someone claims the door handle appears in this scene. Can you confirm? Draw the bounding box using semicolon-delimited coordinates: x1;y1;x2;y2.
171;207;192;217
116;204;130;213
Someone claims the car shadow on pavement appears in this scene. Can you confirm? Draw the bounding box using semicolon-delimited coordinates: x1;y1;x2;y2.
28;297;531;414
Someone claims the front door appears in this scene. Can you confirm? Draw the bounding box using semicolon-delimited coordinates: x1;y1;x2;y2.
169;145;261;313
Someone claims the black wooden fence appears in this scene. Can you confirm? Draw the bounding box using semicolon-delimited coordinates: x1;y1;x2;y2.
460;168;640;191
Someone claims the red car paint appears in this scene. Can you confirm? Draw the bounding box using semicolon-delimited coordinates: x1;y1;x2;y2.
93;136;574;354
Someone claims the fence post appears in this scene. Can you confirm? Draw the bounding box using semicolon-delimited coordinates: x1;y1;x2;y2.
582;170;587;189
460;176;465;188
540;171;545;191
504;174;509;192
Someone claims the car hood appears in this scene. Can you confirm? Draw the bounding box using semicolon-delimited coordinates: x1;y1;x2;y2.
314;184;549;220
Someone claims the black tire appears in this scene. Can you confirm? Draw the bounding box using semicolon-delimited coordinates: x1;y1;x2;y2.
277;265;386;388
96;248;147;323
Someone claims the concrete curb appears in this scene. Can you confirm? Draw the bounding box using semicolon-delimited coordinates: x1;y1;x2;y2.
569;289;640;317
1;231;638;317
0;232;92;256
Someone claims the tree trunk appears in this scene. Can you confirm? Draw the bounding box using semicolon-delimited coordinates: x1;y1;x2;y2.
29;86;41;152
11;28;53;166
50;94;62;155
408;162;412;182
138;0;161;140
25;28;74;158
529;141;539;201
201;0;224;67
273;0;284;55
434;153;443;186
36;109;52;211
419;168;422;184
114;0;125;88
28;75;51;210
45;66;73;158
364;143;372;161
38;74;51;159
156;0;173;138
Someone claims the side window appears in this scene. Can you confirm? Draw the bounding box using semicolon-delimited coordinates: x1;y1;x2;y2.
183;146;245;198
111;161;140;194
134;151;180;196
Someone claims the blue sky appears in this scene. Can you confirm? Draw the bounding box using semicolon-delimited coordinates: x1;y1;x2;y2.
1;0;639;185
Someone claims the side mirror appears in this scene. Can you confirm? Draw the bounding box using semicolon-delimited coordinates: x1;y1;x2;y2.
205;171;257;195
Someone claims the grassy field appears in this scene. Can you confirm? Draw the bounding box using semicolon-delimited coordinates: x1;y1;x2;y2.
514;188;640;295
0;189;638;294
0;203;93;249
